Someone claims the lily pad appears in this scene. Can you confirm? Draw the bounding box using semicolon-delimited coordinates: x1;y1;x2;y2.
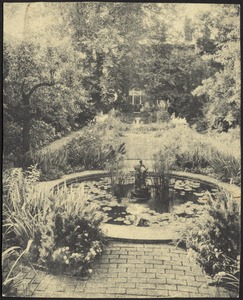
123;220;132;225
194;192;204;197
191;182;200;188
102;206;112;211
197;198;208;204
184;186;193;192
158;216;169;221
114;217;125;222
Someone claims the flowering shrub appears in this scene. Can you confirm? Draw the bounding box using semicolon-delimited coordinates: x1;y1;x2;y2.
178;191;240;286
51;216;104;276
3;167;106;282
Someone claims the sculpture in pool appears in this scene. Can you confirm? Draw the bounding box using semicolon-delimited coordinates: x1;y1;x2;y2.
131;160;151;200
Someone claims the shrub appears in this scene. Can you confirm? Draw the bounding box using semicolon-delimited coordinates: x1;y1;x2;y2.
66;124;126;170
2;167;106;281
97;113;130;134
51;216;104;276
32;117;126;180
3;121;23;167
132;122;174;134
178;191;240;279
154;124;240;185
31;147;69;180
30;120;57;150
209;150;241;185
153;125;210;173
156;110;171;123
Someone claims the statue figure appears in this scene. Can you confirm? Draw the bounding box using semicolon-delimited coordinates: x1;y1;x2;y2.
132;160;150;200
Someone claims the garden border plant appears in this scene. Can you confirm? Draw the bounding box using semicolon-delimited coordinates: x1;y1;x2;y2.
31;114;127;181
2;166;108;296
152;124;240;186
176;189;240;296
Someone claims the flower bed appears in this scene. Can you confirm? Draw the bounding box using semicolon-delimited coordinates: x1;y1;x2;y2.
2;167;107;296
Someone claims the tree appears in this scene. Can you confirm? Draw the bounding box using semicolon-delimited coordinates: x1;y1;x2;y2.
3;3;93;168
192;4;240;129
61;2;148;112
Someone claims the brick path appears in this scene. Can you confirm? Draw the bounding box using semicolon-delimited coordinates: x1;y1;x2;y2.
16;241;232;298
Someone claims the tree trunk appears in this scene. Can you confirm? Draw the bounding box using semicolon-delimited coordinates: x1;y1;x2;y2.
21;80;56;169
22;93;32;169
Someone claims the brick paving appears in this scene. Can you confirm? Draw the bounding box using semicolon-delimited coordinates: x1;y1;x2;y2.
15;241;233;298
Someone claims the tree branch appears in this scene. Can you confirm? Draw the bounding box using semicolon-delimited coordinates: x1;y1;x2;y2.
27;82;56;98
21;79;27;97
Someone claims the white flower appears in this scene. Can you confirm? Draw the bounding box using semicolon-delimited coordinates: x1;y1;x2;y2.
90;248;96;256
215;272;226;278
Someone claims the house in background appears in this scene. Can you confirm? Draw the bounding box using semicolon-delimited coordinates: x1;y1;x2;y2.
128;88;145;112
128;88;170;113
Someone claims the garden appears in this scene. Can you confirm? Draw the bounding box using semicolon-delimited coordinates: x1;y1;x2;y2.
2;2;241;298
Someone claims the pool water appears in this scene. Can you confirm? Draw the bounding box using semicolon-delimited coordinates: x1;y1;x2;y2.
70;176;219;228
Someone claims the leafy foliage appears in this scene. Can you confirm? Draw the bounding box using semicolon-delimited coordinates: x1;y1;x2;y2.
51;217;104;276
152;148;174;204
178;191;240;290
2;241;34;297
153;123;240;185
3;3;240;170
209;150;241;185
193;5;240;128
2;167;106;280
3;24;92;168
32;115;126;180
142;43;209;125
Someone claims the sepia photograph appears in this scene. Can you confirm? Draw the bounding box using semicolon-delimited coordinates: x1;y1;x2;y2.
2;1;241;298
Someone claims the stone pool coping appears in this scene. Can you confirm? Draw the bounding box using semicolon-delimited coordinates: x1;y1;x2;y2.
37;170;240;241
101;223;180;242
